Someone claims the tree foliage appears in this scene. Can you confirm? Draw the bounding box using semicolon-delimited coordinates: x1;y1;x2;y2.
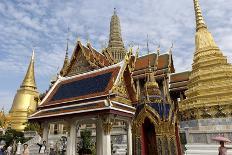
78;129;94;155
0;129;28;147
24;122;41;133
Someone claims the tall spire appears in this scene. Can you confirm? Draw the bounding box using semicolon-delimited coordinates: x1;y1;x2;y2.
60;38;69;76
106;8;126;63
180;0;232;122
144;45;162;103
193;0;207;31
21;49;36;89
9;49;39;131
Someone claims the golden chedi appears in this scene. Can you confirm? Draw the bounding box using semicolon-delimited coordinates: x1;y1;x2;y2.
9;50;39;131
180;0;232;121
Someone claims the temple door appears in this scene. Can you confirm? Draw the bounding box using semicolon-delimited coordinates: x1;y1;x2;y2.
141;118;158;155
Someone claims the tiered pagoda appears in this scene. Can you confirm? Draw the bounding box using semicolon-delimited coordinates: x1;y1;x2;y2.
9;51;40;131
174;0;232;154
180;0;232;122
102;8;127;64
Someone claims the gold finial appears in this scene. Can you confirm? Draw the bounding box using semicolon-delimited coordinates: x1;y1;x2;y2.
21;49;37;89
168;43;173;72
169;43;173;56
66;27;69;54
193;0;207;31
146;34;150;54
155;45;160;70
136;45;140;58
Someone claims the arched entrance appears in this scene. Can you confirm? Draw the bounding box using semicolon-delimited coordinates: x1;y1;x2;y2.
141;117;158;155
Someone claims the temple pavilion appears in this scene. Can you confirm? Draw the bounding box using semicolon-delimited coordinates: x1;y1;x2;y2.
28;8;181;155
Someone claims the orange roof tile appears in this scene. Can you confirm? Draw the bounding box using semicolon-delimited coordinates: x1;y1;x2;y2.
134;53;169;71
170;71;190;83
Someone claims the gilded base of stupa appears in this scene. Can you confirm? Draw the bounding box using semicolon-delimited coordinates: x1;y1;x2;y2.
8;111;28;131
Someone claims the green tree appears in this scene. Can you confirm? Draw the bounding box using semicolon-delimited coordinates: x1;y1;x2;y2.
78;129;94;155
0;129;28;147
24;122;41;133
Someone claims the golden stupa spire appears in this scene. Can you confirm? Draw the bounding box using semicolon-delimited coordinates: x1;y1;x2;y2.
193;0;207;31
9;49;39;131
180;0;232;121
21;49;36;89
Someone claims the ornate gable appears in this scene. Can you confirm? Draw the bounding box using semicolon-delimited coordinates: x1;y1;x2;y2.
65;41;110;77
111;52;137;104
67;49;94;76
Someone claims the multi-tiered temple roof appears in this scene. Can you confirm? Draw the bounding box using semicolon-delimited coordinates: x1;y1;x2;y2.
30;58;137;120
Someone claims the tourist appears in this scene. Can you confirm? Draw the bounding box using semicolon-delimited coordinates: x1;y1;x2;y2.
49;148;56;155
22;144;29;155
12;140;17;155
218;141;232;155
6;144;12;155
0;147;3;155
37;140;47;154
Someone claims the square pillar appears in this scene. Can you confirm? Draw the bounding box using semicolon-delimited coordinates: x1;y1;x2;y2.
127;122;133;155
67;121;77;155
42;122;49;143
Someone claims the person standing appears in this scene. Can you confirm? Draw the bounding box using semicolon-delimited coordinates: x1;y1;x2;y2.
6;144;12;155
22;144;29;155
218;141;232;155
37;141;47;154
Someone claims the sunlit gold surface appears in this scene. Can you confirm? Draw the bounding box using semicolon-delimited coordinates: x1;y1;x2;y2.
9;51;39;131
102;8;126;64
180;0;232;121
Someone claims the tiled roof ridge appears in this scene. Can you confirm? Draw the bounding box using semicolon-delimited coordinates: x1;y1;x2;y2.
139;52;168;58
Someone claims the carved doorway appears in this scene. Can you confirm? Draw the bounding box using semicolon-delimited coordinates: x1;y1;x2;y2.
142;117;158;155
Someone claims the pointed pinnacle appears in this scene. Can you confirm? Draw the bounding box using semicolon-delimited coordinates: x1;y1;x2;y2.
21;50;37;89
32;48;35;61
193;0;207;31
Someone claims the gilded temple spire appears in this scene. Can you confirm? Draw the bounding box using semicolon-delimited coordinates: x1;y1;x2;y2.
21;49;36;89
180;0;232;121
106;8;126;63
9;49;39;131
193;0;207;31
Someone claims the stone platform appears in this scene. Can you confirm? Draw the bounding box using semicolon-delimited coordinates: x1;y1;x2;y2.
180;117;232;155
185;144;232;155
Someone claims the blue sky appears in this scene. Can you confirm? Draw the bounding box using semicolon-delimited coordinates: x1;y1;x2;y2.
0;0;232;111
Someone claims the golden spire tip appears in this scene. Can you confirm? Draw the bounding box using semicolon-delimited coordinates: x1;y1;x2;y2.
193;0;207;31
